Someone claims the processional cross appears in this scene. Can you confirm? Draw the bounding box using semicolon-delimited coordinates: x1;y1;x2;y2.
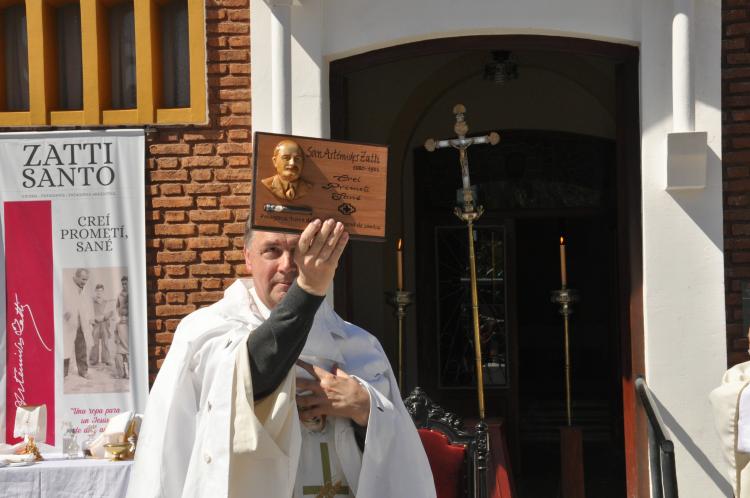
425;104;500;420
302;442;351;498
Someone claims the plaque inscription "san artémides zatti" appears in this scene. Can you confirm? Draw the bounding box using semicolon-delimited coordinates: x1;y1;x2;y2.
251;132;388;240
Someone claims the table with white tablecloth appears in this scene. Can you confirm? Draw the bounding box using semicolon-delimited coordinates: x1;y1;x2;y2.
0;457;133;498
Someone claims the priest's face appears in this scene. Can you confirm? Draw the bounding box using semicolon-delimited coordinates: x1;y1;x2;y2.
244;230;299;309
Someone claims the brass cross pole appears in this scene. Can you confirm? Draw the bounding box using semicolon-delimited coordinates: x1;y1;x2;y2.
425;104;500;420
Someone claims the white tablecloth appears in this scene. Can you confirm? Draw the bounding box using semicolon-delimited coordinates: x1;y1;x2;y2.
0;457;132;498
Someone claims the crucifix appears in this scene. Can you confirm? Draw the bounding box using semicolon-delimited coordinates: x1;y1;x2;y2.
302;442;351;498
425;104;500;420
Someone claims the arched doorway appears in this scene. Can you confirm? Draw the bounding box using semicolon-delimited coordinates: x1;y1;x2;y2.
330;35;644;497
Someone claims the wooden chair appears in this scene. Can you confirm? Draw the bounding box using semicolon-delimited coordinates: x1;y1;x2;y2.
403;387;489;498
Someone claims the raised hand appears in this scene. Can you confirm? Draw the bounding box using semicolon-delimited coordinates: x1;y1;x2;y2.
296;359;370;427
294;219;349;296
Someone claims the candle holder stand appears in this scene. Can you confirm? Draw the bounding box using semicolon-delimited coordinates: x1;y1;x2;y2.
386;290;414;390
551;286;584;498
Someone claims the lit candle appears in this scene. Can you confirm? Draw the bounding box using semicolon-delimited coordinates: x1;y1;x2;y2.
397;238;404;291
559;236;567;288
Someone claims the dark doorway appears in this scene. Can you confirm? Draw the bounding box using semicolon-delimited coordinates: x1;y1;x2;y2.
330;35;643;497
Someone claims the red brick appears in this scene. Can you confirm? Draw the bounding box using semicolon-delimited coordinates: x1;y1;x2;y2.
188;291;226;303
216;169;252;181
187;236;230;249
217;50;249;62
224;222;245;235
228;36;250;49
728;194;750;206
197;197;218;208
155;332;174;345
229;63;250;75
724;38;747;51
193;144;215;155
220;116;251;127
217;142;251;154
191;264;233;275
199;224;221;235
189;210;233;222
209;22;248;34
730;81;750;94
219;75;250;87
151;170;189;182
164;211;186;222
165;265;187;277
202;278;223;290
152;197;194;208
156;304;196;316
727;166;750;178
228;9;250;21
220;195;250;207
205;9;226;20
182;156;225;168
184;184;230;195
158;279;199;291
727;22;750;36
219;88;251;100
183;131;225;142
208;0;247;6
156;250;197;263
724;150;750;164
225;250;245;262
732;223;750;235
207;63;228;75
191;170;213;181
727;9;749;21
201;251;222;262
156;157;179;169
150;143;191;155
166;292;187;304
161;184;184;195
227;155;249;166
154;224;197;236
725;95;750;108
207;37;228;49
728;53;750;66
232;183;252;194
164;239;185;250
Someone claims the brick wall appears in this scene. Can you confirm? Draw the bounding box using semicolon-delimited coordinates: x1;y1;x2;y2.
146;0;252;382
724;0;750;366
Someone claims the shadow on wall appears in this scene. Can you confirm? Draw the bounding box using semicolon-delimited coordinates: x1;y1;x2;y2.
666;147;723;252
651;391;733;497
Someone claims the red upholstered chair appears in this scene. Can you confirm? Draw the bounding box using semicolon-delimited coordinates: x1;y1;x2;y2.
404;387;489;498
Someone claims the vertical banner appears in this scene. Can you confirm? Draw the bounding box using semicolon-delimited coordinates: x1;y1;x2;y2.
4;201;55;444
0;130;147;450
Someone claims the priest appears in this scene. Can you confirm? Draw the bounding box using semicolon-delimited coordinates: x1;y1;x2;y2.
127;218;436;498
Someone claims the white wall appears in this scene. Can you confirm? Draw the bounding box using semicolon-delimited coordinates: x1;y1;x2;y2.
251;0;728;495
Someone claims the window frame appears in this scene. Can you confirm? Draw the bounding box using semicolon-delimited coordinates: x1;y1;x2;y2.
0;0;206;126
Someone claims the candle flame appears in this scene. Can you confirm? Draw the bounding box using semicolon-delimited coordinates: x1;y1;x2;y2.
560;236;564;245
397;238;403;250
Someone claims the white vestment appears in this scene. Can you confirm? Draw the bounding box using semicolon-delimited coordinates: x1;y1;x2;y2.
709;361;750;498
127;279;436;498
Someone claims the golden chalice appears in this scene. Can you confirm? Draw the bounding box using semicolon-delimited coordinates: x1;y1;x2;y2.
104;442;130;461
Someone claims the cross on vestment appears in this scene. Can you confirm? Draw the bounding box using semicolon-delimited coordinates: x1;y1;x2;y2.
301;442;351;498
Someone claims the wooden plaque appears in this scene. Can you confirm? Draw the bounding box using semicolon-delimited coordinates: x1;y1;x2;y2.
251;132;388;240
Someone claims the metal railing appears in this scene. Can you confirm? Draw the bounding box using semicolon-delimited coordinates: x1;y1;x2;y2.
635;376;678;498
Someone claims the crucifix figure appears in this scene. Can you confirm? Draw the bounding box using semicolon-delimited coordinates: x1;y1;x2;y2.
424;104;500;420
302;442;351;498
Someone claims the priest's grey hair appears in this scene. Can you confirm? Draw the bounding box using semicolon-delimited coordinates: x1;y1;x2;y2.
243;216;254;248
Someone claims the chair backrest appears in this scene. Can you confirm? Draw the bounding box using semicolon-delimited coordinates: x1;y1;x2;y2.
404;387;488;498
